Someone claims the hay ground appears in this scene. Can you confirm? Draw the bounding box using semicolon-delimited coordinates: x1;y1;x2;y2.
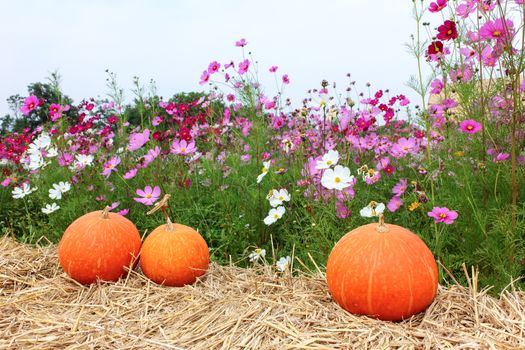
1;237;524;350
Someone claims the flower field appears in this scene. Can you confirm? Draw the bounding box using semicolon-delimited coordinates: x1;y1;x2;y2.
1;1;525;293
1;0;525;348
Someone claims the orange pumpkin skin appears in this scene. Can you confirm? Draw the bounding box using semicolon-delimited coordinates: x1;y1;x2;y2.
326;223;438;321
140;223;210;287
58;210;142;284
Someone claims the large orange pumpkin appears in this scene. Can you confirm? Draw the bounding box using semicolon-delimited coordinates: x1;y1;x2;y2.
140;195;210;286
58;207;142;284
326;215;438;321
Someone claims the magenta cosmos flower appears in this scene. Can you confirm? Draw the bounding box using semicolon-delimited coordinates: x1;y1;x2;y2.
235;38;248;47
480;18;514;41
428;0;446;12
459;119;482;134
20;95;39;116
208;61;221;74
171;139;197;155
134;185;161;206
427;207;458;224
238;59;250;75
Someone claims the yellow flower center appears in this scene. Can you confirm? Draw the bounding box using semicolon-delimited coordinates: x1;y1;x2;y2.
278;196;284;200
180;147;186;153
327;160;332;165
146;194;152;198
493;30;501;37
262;167;267;173
439;213;447;219
334;177;341;183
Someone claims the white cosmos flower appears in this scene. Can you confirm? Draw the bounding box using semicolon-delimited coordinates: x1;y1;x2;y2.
48;184;63;200
42;203;60;214
248;248;266;262
321;165;354;190
360;202;386;218
276;256;291;272
12;183;37;199
256;161;271;184
46;147;58;158
315;149;339;170
73;154;94;169
268;189;291;207
56;181;71;193
33;133;51;149
263;206;286;226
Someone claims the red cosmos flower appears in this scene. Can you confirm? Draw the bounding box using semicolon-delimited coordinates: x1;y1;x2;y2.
178;127;192;141
437;20;458;41
427;41;444;56
108;115;119;124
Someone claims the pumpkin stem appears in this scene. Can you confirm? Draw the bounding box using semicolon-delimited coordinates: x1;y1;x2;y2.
376;214;389;233
101;206;111;219
147;194;174;231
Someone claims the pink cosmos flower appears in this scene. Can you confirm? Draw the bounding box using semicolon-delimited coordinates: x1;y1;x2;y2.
481;45;497;67
282;74;290;84
336;202;351;219
429;0;447;12
134;185;160;206
494;153;510;162
391;137;416;158
392;179;408;196
238;59;250;75
118;209;129;216
128;129;150;151
143;146;160;166
427;207;458;224
269;66;278;73
123;168;138;179
240;154;251;162
152;116;163;126
199;70;210;85
101;156;120;177
387;196;403;212
20;95;39;116
459;119;482;134
208;61;221;74
171;139;197;155
430;78;444;94
235;38;248;47
1;178;11;187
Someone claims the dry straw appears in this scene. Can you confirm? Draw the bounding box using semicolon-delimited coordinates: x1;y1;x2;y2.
1;236;524;349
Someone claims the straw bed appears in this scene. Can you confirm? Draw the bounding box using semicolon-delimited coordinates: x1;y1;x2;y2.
1;236;524;349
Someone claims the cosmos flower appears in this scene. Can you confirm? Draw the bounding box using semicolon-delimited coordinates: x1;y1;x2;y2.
267;189;291;207
360;202;386;218
427;207;458;224
42;203;60;214
459;120;482;134
321;165;354;190
12;183;37;199
20;95;39;116
276;256;291;272
263;206;285;225
134;185;161;206
315;150;339;169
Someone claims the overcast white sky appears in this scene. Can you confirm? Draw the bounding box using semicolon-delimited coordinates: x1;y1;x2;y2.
0;0;431;118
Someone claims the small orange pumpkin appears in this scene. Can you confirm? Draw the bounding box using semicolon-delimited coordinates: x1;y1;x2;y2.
58;207;142;284
326;214;438;321
140;195;209;286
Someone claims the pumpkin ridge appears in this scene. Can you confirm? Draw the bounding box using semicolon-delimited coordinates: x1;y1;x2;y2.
396;239;415;316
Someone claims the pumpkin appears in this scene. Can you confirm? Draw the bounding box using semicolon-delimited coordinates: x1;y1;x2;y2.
140;195;209;286
326;214;438;321
58;207;142;284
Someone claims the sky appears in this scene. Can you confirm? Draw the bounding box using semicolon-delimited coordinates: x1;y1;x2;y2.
0;0;432;118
